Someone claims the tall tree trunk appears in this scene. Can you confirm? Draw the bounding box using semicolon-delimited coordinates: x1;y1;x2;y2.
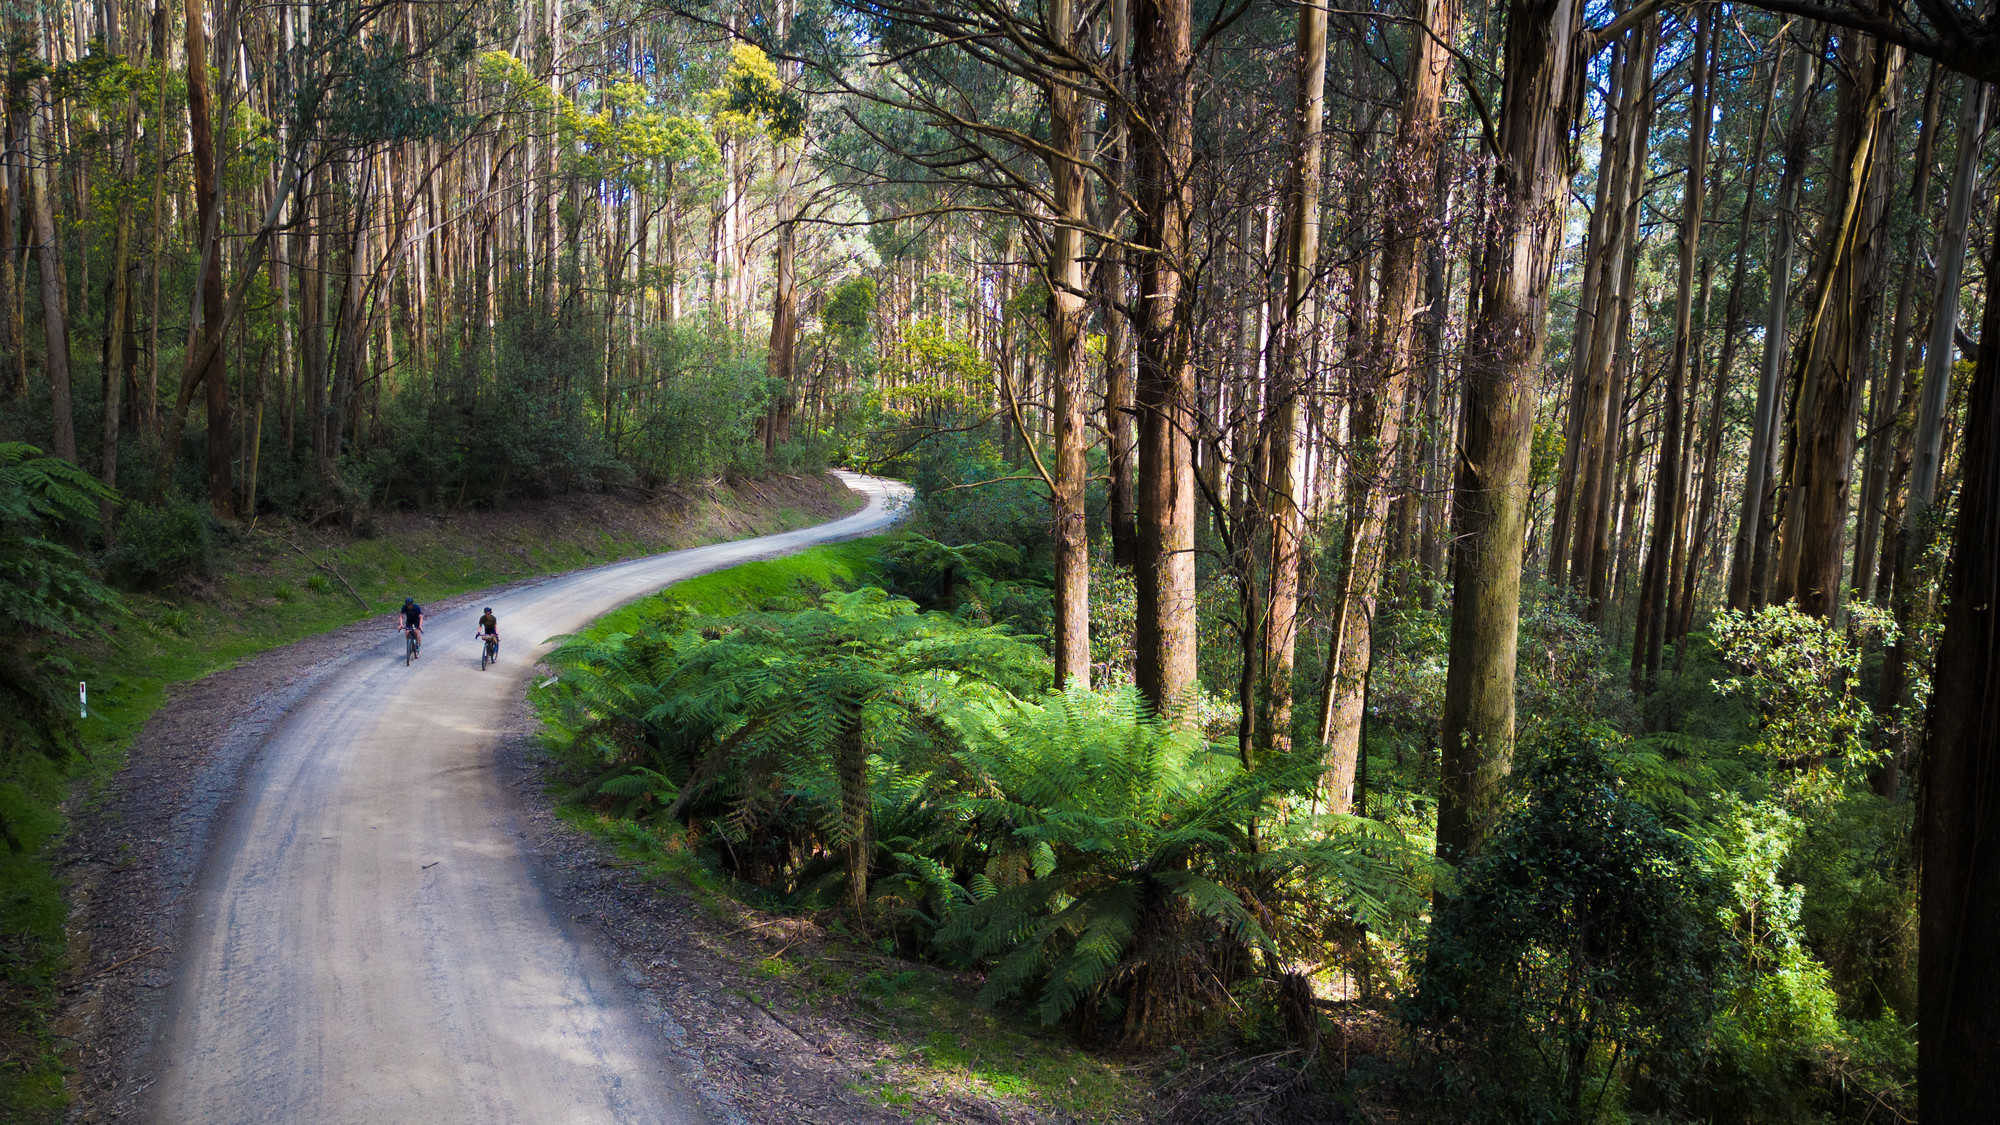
764;217;797;460
1548;21;1640;593
1043;0;1091;689
1130;0;1198;716
1856;68;1942;608
1576;21;1658;617
1772;39;1897;618
1681;39;1785;633
1908;79;1987;543
1678;275;1725;643
1313;0;1458;807
0;96;19;401
1917;183;2000;1121
1634;12;1710;690
196;0;231;515
1731;44;1817;611
1251;0;1327;770
1875;77;1990;798
101;121;136;531
27;79;73;463
1099;0;1134;570
1436;0;1587;863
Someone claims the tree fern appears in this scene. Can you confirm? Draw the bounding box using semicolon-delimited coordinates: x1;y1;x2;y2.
543;595;1430;1040
936;685;1430;1036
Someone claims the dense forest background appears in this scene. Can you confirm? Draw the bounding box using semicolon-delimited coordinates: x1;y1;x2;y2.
2;0;1998;1117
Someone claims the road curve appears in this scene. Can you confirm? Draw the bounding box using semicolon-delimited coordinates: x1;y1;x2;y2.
152;472;909;1124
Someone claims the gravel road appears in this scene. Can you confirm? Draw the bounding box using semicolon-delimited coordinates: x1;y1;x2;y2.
144;472;907;1124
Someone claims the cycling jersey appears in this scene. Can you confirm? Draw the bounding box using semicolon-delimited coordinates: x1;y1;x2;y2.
403;604;424;628
478;612;497;635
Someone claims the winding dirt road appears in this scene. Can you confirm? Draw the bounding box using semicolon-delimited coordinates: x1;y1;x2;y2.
151;473;907;1124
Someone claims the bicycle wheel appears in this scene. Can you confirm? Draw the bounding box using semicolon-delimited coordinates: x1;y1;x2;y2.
406;632;415;666
482;643;490;670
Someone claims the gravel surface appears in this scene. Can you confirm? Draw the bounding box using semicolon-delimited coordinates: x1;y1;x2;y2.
51;474;965;1124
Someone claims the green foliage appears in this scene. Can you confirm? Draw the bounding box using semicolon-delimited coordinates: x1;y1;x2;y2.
1710;604;1894;798
0;444;121;781
542;587;1049;907
0;446;124;1120
104;499;210;589
312;6;471;146
346;312;777;509
823;277;877;342
905;435;1050;562
1087;550;1136;678
871;534;1049;638
1515;583;1616;740
939;688;1428;1037
0;444;122;636
710;44;805;141
541;559;1429;1044
1408;734;1726;1124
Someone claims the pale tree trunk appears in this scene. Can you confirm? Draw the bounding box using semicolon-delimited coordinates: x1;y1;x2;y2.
1130;0;1198;716
1854;69;1941;607
1545;27;1628;593
1772;38;1898;619
1731;44;1817;610
101;92;137;531
1043;0;1091;688
27;77;73;463
1575;20;1658;617
0;96;21;400
1232;207;1265;769
156;0;232;513
1633;11;1710;690
1435;0;1587;863
1313;0;1458;807
196;0;232;516
765;218;797;458
1875;76;1988;798
1907;79;1987;538
1252;0;1327;768
1679;40;1785;636
1100;0;1136;569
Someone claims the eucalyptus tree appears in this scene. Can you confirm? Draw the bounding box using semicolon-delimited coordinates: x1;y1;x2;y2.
1433;0;1652;861
1310;0;1461;806
791;0;1261;699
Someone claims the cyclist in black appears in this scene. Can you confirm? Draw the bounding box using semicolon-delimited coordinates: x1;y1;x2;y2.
398;597;426;657
477;607;499;660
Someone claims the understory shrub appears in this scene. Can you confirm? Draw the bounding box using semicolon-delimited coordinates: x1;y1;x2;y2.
1407;733;1725;1124
104;499;210;589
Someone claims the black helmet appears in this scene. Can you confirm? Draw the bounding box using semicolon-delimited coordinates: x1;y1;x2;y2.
404;597;414;605
484;607;492;613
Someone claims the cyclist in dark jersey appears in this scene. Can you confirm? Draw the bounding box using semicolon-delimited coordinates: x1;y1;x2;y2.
477;607;499;659
399;597;426;656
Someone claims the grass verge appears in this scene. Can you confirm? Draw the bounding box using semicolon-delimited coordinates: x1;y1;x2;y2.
0;474;860;1121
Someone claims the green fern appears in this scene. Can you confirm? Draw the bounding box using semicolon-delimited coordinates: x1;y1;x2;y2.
544;586;1049;912
936;686;1431;1034
542;594;1430;1041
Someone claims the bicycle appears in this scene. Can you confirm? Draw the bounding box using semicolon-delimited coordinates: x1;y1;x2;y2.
479;632;498;670
405;625;421;665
